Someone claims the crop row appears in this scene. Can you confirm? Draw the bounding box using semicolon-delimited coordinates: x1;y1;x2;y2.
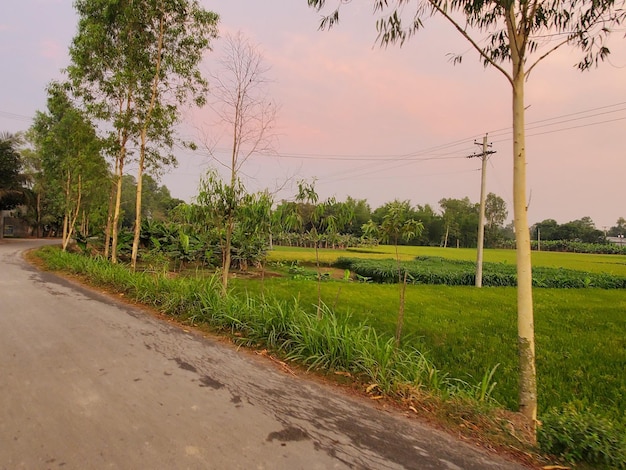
498;239;626;255
333;256;626;288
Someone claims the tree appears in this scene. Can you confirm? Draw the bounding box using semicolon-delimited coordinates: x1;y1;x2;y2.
119;174;183;229
29;83;108;251
413;204;444;246
195;169;273;293
68;0;219;265
0;132;26;239
0;133;26;211
308;0;624;434
532;218;559;242
608;217;626;237
128;0;219;271
343;196;372;237
204;32;277;290
310;195;354;318
532;217;604;243
232;190;273;272
371;200;423;346
554;217;604;243
439;197;479;248
485;193;508;247
195;169;241;288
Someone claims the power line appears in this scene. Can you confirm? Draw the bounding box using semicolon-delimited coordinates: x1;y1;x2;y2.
0;110;33;122
258;100;626;162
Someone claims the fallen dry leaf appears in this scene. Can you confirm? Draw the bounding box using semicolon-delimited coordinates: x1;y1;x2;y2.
334;371;352;377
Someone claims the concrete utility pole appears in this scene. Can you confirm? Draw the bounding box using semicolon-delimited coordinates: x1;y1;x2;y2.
537;228;541;252
468;134;496;288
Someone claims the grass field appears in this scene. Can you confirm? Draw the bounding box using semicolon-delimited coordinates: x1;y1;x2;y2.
246;246;626;419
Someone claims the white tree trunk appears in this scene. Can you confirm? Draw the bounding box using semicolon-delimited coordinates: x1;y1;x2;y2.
512;67;537;430
221;215;234;294
131;136;145;271
111;153;124;264
131;15;164;271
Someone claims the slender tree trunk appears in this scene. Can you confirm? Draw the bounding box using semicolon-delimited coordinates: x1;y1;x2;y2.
221;90;242;294
104;177;116;259
106;99;125;260
62;171;71;251
62;173;82;251
67;176;82;250
315;236;322;319
111;150;125;264
111;86;133;264
510;33;537;435
394;237;406;347
131;13;164;270
82;211;88;236
395;271;408;348
36;191;42;238
222;214;234;294
131;138;145;271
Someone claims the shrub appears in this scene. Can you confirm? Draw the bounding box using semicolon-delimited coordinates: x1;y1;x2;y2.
539;404;626;469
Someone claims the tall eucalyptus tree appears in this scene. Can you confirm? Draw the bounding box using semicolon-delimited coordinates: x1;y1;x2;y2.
68;0;219;266
30;83;108;251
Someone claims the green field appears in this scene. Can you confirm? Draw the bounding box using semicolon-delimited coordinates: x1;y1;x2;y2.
269;245;626;276
243;246;626;419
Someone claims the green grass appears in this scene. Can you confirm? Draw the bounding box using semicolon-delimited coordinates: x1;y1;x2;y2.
234;277;626;419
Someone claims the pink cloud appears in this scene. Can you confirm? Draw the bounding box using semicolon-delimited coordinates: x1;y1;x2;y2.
39;39;63;60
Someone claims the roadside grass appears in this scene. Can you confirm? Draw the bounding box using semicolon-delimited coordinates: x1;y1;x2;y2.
233;277;626;419
32;247;503;402
33;246;626;468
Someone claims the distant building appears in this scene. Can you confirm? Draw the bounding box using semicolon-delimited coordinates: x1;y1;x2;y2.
1;208;31;238
607;236;625;246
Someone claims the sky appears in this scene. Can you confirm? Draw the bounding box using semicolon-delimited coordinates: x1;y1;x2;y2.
1;0;625;229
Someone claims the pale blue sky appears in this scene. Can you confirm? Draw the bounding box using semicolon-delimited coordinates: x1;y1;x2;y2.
1;0;625;228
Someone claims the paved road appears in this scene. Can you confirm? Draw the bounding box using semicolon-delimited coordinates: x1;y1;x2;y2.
0;239;528;469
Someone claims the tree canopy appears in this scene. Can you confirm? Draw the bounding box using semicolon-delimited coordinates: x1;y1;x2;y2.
0;133;26;211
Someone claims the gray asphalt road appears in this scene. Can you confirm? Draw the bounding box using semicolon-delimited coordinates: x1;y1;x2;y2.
0;239;528;469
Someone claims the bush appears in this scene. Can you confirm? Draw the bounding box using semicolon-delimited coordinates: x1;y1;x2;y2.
539;404;626;469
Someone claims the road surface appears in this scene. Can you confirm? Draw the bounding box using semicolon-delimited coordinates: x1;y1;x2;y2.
0;239;529;469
